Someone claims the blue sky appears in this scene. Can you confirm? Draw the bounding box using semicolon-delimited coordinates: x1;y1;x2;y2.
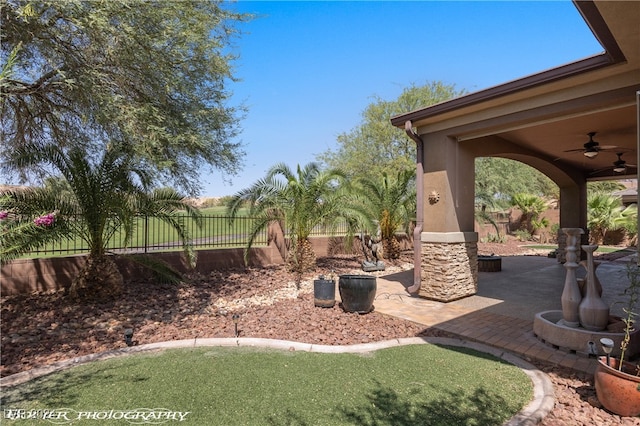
201;0;603;197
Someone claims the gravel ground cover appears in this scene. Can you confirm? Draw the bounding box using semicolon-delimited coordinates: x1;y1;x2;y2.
1;238;639;425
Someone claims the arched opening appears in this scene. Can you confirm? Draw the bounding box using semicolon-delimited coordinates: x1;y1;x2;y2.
474;157;559;245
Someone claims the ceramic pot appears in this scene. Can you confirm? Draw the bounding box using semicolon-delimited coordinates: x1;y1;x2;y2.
594;356;640;417
579;260;602;297
313;279;335;308
578;245;609;331
561;228;583;327
338;275;376;314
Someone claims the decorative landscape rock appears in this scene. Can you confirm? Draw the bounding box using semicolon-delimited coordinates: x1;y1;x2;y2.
1;243;635;425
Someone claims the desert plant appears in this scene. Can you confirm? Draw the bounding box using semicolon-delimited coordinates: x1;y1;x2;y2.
530;216;550;235
594;262;640;415
549;223;560;243
0;142;201;300
619;264;640;374
587;192;636;244
226;162;358;274
475;190;508;241
351;170;415;259
510;193;548;235
482;233;505;243
514;229;531;242
475;209;503;240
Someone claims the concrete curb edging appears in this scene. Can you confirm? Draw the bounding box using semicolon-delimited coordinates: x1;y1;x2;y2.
0;337;554;425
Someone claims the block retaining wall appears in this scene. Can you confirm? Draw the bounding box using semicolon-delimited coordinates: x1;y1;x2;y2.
1;235;412;295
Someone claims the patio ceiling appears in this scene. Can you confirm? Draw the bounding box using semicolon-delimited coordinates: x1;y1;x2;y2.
391;0;640;181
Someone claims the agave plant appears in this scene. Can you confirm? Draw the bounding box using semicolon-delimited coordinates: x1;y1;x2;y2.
0;142;201;300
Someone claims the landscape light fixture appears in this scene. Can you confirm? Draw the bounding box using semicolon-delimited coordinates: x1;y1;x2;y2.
232;313;240;338
600;337;614;366
124;328;134;347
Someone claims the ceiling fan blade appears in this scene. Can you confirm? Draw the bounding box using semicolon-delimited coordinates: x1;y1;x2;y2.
589;167;612;175
589;164;638;175
563;148;589;153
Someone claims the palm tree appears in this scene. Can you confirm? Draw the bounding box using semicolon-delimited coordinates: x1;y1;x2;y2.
587;192;637;244
475;190;508;242
226;162;356;274
352;170;415;259
510;193;549;237
0;142;201;300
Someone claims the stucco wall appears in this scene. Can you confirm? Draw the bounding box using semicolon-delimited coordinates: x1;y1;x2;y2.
1;246;282;296
1;235;412;295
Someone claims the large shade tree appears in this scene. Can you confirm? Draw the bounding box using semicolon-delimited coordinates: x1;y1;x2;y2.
317;81;466;180
1;0;249;194
317;82;559;216
0;142;201;300
226;162;358;274
475;158;558;203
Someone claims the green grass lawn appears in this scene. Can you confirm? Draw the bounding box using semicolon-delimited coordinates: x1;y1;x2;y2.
1;345;532;426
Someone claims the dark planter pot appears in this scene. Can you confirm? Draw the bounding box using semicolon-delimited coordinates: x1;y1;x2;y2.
478;255;501;272
314;279;336;308
339;275;376;314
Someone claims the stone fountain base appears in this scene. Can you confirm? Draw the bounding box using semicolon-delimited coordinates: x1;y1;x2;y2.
533;310;640;358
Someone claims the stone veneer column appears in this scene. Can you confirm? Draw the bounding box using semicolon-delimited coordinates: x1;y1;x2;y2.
419;232;478;302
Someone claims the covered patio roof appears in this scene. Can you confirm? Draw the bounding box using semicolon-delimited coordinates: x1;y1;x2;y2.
391;0;639;181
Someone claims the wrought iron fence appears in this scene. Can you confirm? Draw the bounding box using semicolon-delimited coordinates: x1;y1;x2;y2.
25;214;350;257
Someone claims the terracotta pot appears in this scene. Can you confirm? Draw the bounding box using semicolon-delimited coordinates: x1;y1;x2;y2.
594;356;640;417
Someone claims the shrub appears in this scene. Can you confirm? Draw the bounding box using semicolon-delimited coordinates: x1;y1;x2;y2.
514;229;531;242
482;233;505;243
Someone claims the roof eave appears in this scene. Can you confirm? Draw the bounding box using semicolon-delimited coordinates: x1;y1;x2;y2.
391;0;626;129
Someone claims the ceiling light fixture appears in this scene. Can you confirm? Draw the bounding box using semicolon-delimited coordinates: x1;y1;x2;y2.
613;153;628;173
582;132;603;158
584;149;599;158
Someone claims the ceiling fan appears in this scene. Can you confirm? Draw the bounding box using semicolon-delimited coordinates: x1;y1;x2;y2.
564;132;617;158
590;152;637;175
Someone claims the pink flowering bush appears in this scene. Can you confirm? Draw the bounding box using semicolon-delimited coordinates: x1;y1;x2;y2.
33;212;55;227
0;211;8;220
